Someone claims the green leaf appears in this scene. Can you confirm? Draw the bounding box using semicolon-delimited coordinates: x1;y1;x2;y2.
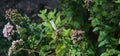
102;11;108;16
55;16;61;27
100;49;120;56
40;9;47;14
56;44;66;56
91;18;101;27
119;38;120;44
98;31;107;42
47;9;56;19
61;28;71;37
89;17;94;20
104;25;112;31
93;27;100;32
51;32;56;39
42;22;52;28
71;50;76;56
38;9;47;21
115;0;120;3
100;53;109;56
98;40;108;47
39;51;45;56
50;20;57;30
38;14;47;21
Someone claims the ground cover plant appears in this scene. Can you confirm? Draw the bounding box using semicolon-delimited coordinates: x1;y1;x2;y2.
0;0;120;56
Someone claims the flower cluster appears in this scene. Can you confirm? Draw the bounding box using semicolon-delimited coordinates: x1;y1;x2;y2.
8;39;24;56
70;30;84;44
2;22;21;40
2;22;13;40
5;9;18;19
55;29;61;36
83;0;93;8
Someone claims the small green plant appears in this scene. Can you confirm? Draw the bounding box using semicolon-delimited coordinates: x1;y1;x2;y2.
38;9;85;56
2;8;84;56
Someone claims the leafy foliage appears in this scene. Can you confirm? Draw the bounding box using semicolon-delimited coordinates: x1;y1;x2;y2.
0;0;120;56
89;0;120;56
